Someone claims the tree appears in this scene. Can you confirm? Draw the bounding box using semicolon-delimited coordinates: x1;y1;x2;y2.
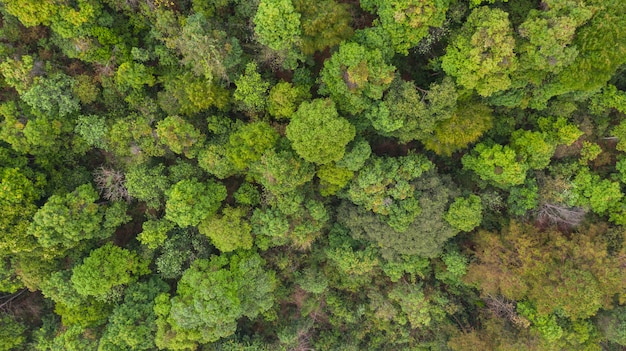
98;278;169;351
21;73;80;118
286;99;356;165
267;81;310;119
155;116;205;158
444;195;483;232
233;62;270;115
462;143;529;189
115;62;156;91
319;42;395;114
156;252;277;347
368;0;451;55
124;163;170;210
294;0;353;55
317;163;354;196
370;77;457;143
343;154;433;231
28;184;129;254
226;122;279;171
253;0;302;55
155;12;243;82
465;222;626;320
510;130;556;170
421;101;492;156
165;179;227;228
0;314;26;351
71;243;149;299
441;6;517;97
340;173;459;259
137;218;175;250
249;147;315;196
198;206;253;252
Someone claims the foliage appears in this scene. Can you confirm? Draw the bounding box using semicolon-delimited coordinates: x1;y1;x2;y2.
466;222;626;320
198;206;253;252
156;251;277;347
462;143;529;189
267;81;310;119
98;278;169;351
370;0;451;55
71;243;150;298
156;115;205;158
234;63;270;115
28;184;125;254
3;1;626;349
343;154;433;231
165;179;227;228
442;6;517;97
445;195;483;232
319;42;395;114
286;99;356;165
226;122;279;170
253;0;302;52
0;314;26;351
421;101;492;156
294;0;353;55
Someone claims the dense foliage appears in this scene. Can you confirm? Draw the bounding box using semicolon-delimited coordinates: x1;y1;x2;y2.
0;0;626;350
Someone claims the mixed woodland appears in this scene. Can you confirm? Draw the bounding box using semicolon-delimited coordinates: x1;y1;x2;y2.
1;0;626;350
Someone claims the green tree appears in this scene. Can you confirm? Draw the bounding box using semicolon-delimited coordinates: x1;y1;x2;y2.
226;122;279;171
371;77;457;143
343;154;433;231
441;6;517;97
165;179;227;228
156;252;277;347
233;62;270;115
317;163;354;196
124;163;170;210
71;243;150;298
249;147;315;196
98;278;169;351
462;143;529;189
369;0;451;55
253;0;302;56
319;42;395;114
156;116;205;158
156;12;243;82
286;99;356;165
137;218;175;249
198;206;253;252
421;101;492;156
28;184;128;254
445;195;483;232
267;81;310;119
0;313;26;351
294;0;353;55
21;73;80;118
510;129;556;170
340;172;459;259
115;62;156;91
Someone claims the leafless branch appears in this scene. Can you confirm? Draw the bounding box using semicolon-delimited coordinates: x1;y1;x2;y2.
537;203;587;227
93;167;131;202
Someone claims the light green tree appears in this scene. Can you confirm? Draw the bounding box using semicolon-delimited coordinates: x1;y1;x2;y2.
71;243;149;298
286;99;356;165
319;42;395;114
441;6;517;97
198;206;253;252
444;195;483;232
165;179;227;228
462;143;529;189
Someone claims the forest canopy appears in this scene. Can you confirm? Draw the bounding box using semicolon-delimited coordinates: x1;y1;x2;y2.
1;0;626;350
